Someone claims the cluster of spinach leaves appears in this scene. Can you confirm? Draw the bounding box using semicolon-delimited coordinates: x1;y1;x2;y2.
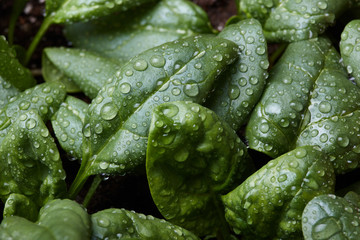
1;0;360;239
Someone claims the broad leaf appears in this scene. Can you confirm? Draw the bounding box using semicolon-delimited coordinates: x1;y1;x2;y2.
0;199;91;240
43;47;121;98
206;18;269;130
340;19;360;86
302;192;360;240
222;146;335;239
237;0;349;42
245;37;360;173
64;0;214;63
46;0;158;24
69;35;239;197
147;101;253;236
91;208;200;239
0;110;66;219
52;96;88;160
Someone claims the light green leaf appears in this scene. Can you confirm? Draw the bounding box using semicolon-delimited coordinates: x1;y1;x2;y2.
3;193;38;221
69;35;239;198
91;208;200;240
222;146;335;239
147;101;253;236
206;18;269;130
64;0;214;63
52;96;88;159
42;47;121;98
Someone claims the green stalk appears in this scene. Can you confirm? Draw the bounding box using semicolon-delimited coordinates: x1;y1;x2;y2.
8;0;28;45
68;164;90;199
83;175;102;208
24;15;54;65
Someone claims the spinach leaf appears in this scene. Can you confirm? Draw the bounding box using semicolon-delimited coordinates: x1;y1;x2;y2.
222;146;335;239
206;18;269;130
245;37;360;170
0;36;36;106
146;101;253;236
91;208;200;239
52;96;88;160
340;19;360;86
302;192;360;240
43;47;120;98
64;0;214;63
46;0;158;24
3;193;38;221
0;199;91;240
237;0;349;42
0;110;67;219
69;35;239;197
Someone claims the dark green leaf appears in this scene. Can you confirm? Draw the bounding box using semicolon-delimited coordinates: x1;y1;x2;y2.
91;208;200;239
237;0;349;42
0;110;67;218
302;192;360;240
222;146;335;239
64;0;214;63
43;47;120;98
46;0;158;24
70;35;239;197
340;19;360;86
52;96;88;159
147;101;253;236
206;18;269;130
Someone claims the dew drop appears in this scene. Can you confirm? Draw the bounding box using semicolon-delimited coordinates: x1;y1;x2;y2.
101;103;118;121
150;55;166;68
119;82;131;94
133;59;148;71
319;101;332;113
25;118;36;129
183;83;199;97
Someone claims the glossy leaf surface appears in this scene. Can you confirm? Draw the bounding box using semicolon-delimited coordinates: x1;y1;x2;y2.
302;192;360;240
52;96;88;160
206;18;269;130
0;199;91;240
340;19;360;86
0;110;66;217
70;35;239;196
91;208;200;239
237;0;349;42
222;146;335;239
64;0;213;63
147;101;253;236
43;47;121;98
46;0;158;24
245;37;360;164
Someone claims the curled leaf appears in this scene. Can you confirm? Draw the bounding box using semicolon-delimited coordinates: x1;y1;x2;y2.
147;101;253;236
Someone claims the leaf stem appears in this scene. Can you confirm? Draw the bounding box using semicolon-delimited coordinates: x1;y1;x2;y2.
83;175;102;208
8;0;28;45
24;15;54;65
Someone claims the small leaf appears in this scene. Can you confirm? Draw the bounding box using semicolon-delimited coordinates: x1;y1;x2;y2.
0;110;67;215
46;0;158;24
222;146;335;239
3;193;38;221
91;208;200;240
64;0;213;63
206;18;269;130
147;101;253;236
340;19;360;86
302;192;360;240
52;96;88;159
43;47;121;98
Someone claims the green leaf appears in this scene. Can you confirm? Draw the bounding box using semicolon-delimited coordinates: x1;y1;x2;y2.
206;18;269;130
46;0;158;24
297;111;360;174
3;193;38;221
0;110;67;218
0;199;91;240
222;146;335;239
64;0;214;63
302;192;360;240
340;19;360;86
146;101;253;236
52;96;88;159
237;0;349;42
69;35;239;198
43;47;120;98
91;208;200;239
245;37;360;161
0;82;67;145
